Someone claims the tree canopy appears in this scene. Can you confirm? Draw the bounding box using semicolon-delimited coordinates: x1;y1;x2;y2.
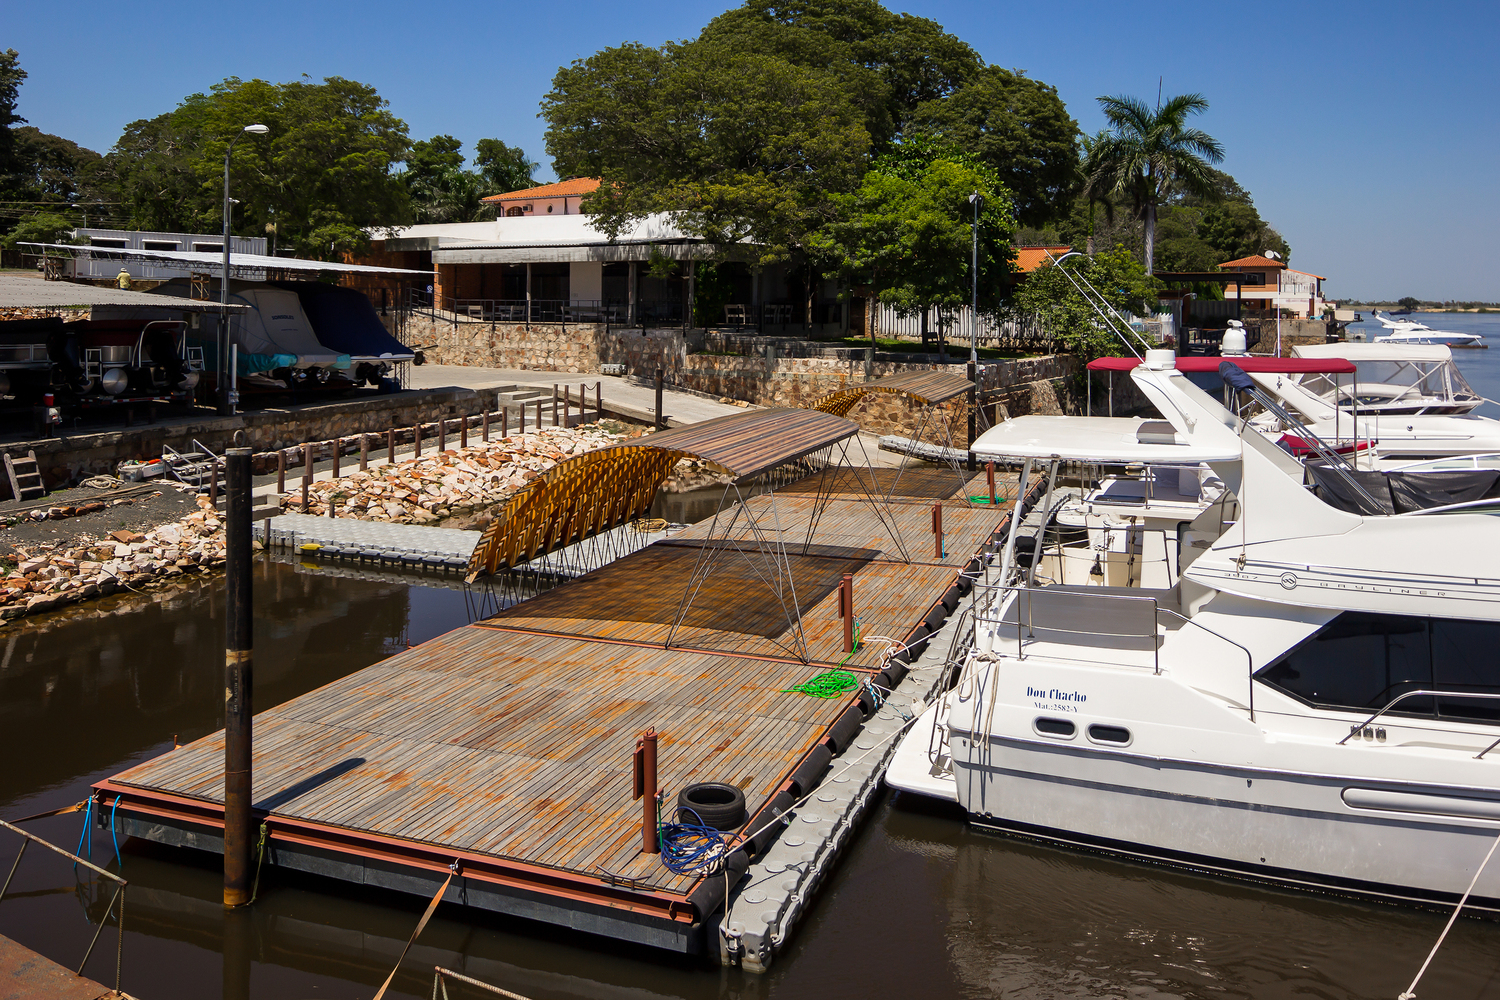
404;135;538;224
812;136;1015;319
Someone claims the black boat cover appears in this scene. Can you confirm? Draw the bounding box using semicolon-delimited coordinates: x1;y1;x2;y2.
273;282;413;361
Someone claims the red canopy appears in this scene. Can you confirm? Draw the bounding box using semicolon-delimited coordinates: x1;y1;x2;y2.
1086;355;1356;374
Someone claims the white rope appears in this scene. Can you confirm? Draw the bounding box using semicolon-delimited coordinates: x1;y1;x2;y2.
1397;829;1500;999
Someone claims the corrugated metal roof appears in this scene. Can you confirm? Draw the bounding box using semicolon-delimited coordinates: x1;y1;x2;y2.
21;243;431;276
0;272;249;311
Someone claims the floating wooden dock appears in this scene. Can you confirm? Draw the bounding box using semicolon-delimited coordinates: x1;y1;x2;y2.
97;463;1031;957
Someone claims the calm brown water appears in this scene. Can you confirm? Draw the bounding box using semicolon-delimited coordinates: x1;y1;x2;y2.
3;560;1500;999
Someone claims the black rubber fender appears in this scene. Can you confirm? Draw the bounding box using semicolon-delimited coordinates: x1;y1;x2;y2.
788;743;833;797
824;705;864;754
677;783;747;831
923;604;947;634
687;847;753;921
744;788;797;856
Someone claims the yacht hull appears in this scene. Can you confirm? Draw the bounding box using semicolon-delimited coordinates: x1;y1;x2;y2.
954;735;1500;912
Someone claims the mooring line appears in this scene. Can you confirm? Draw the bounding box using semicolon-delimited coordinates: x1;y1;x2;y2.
373;862;458;1000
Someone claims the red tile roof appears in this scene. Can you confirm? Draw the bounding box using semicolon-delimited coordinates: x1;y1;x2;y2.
481;177;600;204
1218;254;1287;269
1014;245;1072;273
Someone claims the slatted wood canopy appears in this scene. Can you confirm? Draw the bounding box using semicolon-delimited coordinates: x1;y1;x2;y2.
811;371;974;417
467;408;858;578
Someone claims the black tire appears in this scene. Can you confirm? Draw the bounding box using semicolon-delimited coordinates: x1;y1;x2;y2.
677;782;746;831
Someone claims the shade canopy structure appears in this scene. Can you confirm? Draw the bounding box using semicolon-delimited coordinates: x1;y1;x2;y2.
1087;355;1356;375
811;371;974;417
467;408;859;577
0;272;248;312
21;242;431;278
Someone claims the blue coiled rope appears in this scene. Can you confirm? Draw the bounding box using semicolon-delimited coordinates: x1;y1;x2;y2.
658;803;727;877
73;797;93;869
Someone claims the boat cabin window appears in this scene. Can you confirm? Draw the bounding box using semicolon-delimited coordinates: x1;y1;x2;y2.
1257;611;1500;720
1087;724;1131;745
1034;717;1076;738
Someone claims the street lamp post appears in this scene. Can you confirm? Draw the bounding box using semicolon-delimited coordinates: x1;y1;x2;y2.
966;192;983;470
220;124;269;416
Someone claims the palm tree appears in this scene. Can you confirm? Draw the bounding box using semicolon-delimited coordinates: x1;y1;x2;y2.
1086;93;1223;273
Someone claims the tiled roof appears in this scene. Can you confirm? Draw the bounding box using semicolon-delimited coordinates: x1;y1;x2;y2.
1014;245;1072;273
481;177;600;204
1218;254;1287;269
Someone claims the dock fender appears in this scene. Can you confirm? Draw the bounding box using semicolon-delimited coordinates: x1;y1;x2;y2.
878;661;910;690
687;848;753;921
788;744;834;797
824;705;864;754
941;586;962;613
745;788;797;855
923;605;947;634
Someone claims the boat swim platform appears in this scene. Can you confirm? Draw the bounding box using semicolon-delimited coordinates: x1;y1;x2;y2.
95;467;1032;957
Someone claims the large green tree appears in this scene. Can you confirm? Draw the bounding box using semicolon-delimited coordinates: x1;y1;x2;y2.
1085;93;1224;274
0;49;25;183
543;37;870;262
812;136;1016;330
404;135;540;223
472;139;538;193
908;66;1080;228
106;75;411;258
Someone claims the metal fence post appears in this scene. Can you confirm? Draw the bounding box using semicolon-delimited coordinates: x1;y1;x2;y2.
223;447;254;907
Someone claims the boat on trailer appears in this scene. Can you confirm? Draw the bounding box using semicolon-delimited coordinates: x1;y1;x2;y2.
889;350;1500;912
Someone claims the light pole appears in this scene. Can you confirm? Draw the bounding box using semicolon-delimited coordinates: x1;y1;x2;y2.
966;192;982;471
220;124;269;416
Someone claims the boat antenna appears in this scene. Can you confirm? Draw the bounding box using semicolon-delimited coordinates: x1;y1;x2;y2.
1042;250;1152;359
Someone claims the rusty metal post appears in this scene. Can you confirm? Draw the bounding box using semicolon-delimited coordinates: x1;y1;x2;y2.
482;409;490;442
633;729;659;854
210;462;218;504
223;447;254;907
331;439;339;479
438;417;446;453
301;443;311;510
535;399;543;429
654;368;665;430
414;422;422;458
360;434;368;472
276;450;285;493
986;461;997;505
841;573;854;652
596;381;603;421
502;406;509;438
386;428;395;464
552;384;559;427
460;415;468;449
519;401;525;434
932;503;944;559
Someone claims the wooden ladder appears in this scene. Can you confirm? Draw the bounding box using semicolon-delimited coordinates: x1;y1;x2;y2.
4;450;45;502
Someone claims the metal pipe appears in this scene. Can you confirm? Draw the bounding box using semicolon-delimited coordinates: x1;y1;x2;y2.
209;463;218;504
414;422;422;458
460;416;468;449
331;439;339;479
553;384;559;427
276;450;285;494
534;399;542;430
995;459;1031;585
655;368;665;430
636;729;659;854
223;447;254;907
483;409;490;442
967;360;977;472
360;434;368;472
438;418;446;453
387;428;395;464
932;503;944;559
986;462;997;505
301;443;311;511
1027;459;1060;587
596;382;603;421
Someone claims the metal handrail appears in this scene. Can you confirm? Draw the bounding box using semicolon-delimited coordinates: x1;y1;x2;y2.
1336;689;1500;745
0;816;126;995
975;583;1164;673
1156;608;1256;721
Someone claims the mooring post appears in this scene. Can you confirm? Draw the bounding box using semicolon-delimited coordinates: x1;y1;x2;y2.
987;461;997;505
331;439;340;479
932;503;944;559
552;384;559;427
386;428;395;465
634;729;659;855
460;415;468;449
223;447;254;907
502;406;509;438
210;462;218;504
276;450;285;494
438;417;446;453
519;401;525;435
360;434;368;472
840;572;855;652
654;368;665;430
301;443;312;510
596;381;603;421
482;408;490;442
414;422;422;458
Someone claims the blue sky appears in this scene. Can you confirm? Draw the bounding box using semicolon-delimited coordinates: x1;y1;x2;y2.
8;0;1497;301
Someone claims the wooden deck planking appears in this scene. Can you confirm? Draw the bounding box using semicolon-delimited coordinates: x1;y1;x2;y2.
108;481;1023;907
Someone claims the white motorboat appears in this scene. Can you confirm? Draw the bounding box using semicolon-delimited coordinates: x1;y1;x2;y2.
889;350;1500;911
1292;342;1483;416
1371;312;1485;349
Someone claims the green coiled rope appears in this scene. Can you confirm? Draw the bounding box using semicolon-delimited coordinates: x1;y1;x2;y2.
782;669;860;699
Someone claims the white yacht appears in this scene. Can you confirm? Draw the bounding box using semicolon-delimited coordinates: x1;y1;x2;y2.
1292;342;1483;416
889;351;1500;911
1372;312;1485;349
